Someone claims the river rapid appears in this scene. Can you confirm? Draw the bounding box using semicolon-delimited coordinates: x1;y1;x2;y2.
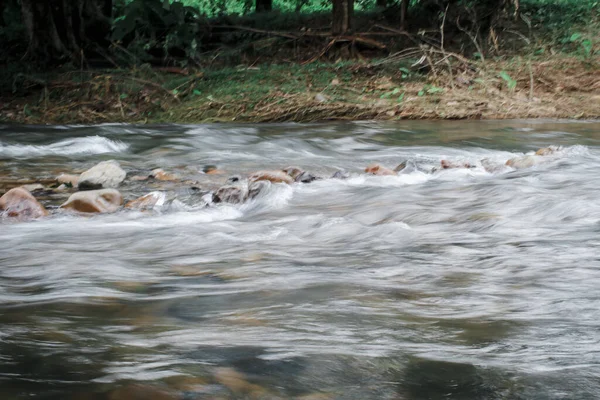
1;120;600;399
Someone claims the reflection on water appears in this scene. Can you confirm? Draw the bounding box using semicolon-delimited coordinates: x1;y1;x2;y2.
2;120;600;399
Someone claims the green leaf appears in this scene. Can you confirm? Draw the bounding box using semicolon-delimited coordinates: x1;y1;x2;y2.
418;90;425;97
397;92;405;103
570;33;582;42
192;89;202;96
498;71;517;91
426;86;444;94
120;93;128;99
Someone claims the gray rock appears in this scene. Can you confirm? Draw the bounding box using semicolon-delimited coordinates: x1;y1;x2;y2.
78;160;126;190
331;170;350;180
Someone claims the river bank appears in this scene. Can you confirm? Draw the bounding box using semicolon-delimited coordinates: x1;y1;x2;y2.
1;54;598;125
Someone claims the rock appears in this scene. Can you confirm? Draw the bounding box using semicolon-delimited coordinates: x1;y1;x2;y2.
203;165;225;175
249;170;294;184
125;191;166;210
440;160;473;169
365;164;397;176
314;93;328;103
61;189;123;213
0;187;48;219
214;368;267;397
129;175;150;181
151;168;178;181
283;166;319;183
213;183;248;204
78;161;126;190
57;174;79;187
20;183;45;192
331;170;350;179
481;158;505;173
505;155;541;169
394;161;408;173
248;180;268;200
535;146;561;156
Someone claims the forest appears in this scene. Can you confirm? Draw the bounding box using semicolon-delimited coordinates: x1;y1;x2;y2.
0;0;598;123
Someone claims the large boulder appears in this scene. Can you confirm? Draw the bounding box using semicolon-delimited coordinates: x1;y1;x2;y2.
0;187;48;219
125;191;166;210
78;161;126;190
61;189;123;213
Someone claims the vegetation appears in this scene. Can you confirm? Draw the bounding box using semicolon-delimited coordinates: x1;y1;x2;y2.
0;0;598;123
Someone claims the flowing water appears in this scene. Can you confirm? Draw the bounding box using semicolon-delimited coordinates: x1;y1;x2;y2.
1;120;600;399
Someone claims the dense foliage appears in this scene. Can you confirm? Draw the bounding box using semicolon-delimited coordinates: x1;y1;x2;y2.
0;0;597;66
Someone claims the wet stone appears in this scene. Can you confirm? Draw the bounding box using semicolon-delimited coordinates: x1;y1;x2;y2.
78;160;126;190
61;189;123;213
365;164;397;176
125;191;166;210
151;168;179;181
249;170;294;184
0;187;49;219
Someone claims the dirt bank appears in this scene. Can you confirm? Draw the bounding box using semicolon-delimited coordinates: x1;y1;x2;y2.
0;55;598;124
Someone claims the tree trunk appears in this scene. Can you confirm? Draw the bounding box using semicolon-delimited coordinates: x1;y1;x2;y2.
256;0;272;12
332;0;353;35
400;0;408;29
19;0;111;63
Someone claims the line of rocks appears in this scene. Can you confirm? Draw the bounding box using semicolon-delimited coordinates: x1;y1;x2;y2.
0;146;561;222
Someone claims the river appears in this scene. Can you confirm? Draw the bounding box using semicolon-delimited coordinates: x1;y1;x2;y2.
1;120;600;399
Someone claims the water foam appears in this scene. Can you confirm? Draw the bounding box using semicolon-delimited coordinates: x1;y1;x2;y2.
0;136;128;157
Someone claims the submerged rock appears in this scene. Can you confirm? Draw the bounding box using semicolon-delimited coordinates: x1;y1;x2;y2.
365;164;397;176
107;383;178;400
0;187;48;219
481;158;506;173
440;160;473;169
78;160;126;190
535;146;561;156
203;165;225;175
331;170;350;180
214;367;268;397
125;191;166;210
505;155;541;169
61;189;123;213
249;170;294;184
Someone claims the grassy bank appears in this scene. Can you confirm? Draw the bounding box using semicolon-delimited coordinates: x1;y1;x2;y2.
1;54;598;124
